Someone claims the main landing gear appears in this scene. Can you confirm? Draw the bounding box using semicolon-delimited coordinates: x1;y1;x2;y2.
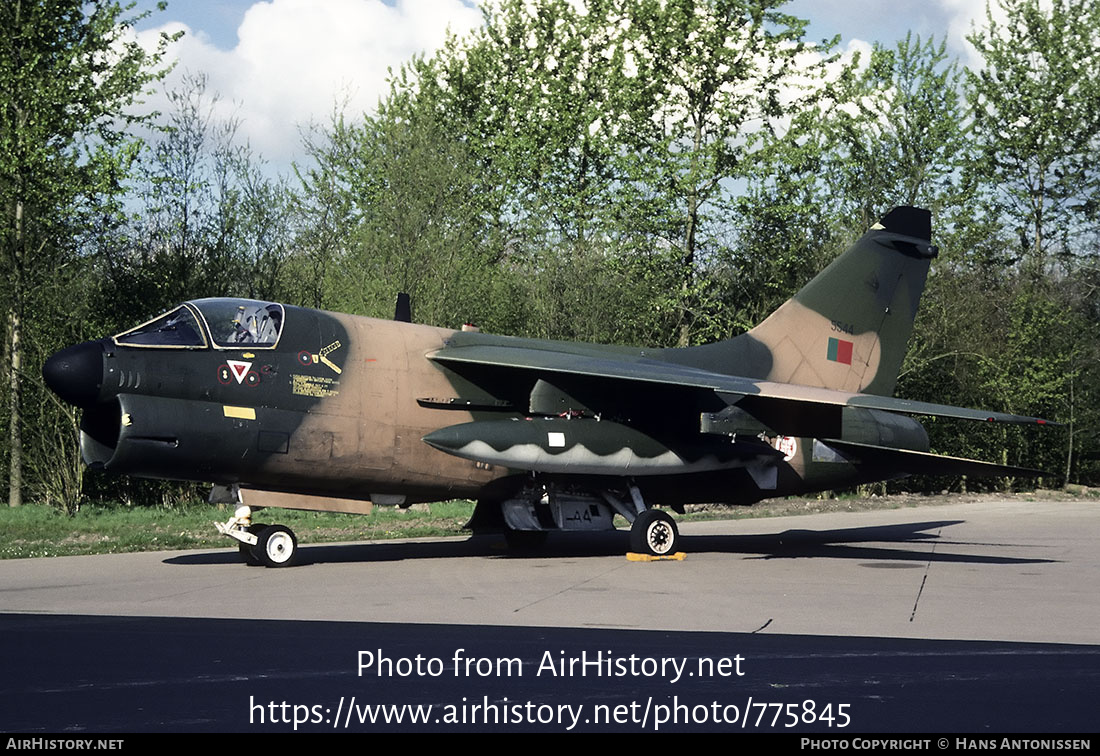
493;482;682;558
613;484;681;557
216;505;299;567
629;508;679;557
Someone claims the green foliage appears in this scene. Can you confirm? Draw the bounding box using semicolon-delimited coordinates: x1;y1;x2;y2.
0;499;477;559
823;34;972;232
399;0;641;245
0;0;178;508
718;32;969;337
0;1;177;234
4;0;1100;512
385;0;829;345
96;74;296;327
296;106;502;328
967;0;1100;270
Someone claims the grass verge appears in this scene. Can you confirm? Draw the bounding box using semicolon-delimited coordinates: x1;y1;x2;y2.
0;500;476;560
1;487;1092;560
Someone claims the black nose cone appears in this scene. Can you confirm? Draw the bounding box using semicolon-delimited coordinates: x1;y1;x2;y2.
43;340;105;408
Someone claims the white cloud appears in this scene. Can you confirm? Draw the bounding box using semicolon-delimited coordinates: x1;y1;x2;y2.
137;0;483;171
130;0;1004;172
937;0;1011;68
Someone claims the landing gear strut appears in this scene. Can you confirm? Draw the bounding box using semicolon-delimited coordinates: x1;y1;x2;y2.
481;483;683;559
215;501;299;568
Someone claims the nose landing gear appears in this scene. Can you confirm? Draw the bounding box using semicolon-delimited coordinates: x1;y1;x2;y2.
213;490;300;568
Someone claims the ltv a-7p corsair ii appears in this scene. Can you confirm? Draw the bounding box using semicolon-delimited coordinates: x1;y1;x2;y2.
43;207;1051;566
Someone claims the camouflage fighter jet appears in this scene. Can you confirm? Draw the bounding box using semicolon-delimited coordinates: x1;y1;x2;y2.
42;207;1051;566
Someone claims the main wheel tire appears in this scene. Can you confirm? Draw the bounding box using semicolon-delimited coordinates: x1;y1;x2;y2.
629;509;679;556
504;528;548;551
254;524;298;567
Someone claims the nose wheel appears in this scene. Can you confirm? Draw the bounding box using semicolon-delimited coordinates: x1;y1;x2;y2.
253;524;298;567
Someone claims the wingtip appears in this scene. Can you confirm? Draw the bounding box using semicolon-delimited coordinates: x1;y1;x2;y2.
987;414;1061;427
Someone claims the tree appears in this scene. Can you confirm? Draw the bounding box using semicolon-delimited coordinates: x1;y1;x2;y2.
704;33;968;340
106;74;295;319
400;0;641;247
293;97;508;329
822;34;970;233
624;0;820;345
0;1;177;506
955;0;1100;485
967;0;1100;272
389;0;825;345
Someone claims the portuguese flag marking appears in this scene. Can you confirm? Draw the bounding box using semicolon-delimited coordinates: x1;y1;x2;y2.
827;337;853;365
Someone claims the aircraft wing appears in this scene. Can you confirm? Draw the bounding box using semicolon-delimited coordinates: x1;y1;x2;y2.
428;342;1054;426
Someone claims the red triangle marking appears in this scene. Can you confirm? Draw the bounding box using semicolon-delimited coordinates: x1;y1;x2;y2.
227;360;251;384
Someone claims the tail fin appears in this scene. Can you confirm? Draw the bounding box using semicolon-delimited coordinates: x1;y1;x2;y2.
670;207;937;397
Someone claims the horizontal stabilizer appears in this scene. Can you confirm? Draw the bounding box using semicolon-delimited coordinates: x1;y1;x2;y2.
821;439;1048;478
728;385;1057;426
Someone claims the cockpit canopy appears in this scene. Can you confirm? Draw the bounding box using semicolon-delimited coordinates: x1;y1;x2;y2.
113;299;285;349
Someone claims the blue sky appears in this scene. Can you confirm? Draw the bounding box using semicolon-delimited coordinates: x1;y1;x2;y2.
128;0;992;173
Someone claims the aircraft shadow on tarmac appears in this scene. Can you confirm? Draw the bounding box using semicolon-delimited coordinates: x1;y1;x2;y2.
164;518;1055;568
